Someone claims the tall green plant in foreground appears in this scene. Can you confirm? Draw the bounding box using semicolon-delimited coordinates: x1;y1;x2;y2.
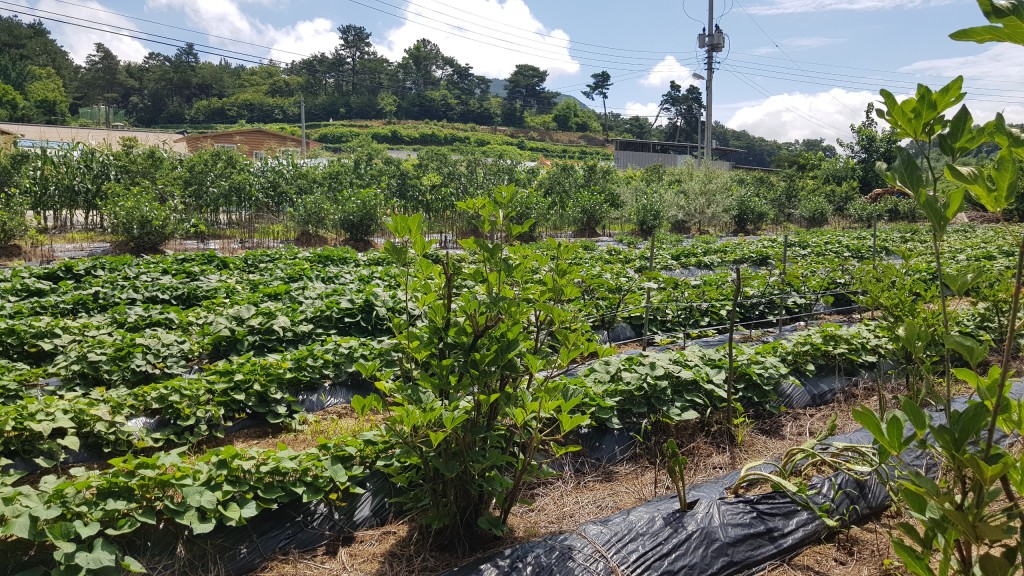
854;3;1024;573
356;188;605;549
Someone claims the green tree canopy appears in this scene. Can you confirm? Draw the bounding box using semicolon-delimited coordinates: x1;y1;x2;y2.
24;66;69;123
581;70;613;136
838;103;901;194
78;43;135;109
0;82;27;122
502;64;555;127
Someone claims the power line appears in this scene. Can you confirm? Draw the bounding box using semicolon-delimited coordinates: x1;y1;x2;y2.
42;0;310;59
723;62;1024;105
727;56;1024;98
0;4;277;67
344;0;698;74
732;0;857;115
373;0;682;62
398;0;688;55
733;50;1024;89
723;67;849;137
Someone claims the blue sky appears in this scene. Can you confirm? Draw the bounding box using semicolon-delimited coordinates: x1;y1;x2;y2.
3;0;1023;144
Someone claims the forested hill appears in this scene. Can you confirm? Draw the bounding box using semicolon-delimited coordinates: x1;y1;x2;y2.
2;14;822;168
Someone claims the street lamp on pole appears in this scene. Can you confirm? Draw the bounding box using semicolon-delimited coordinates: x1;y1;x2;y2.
690;72;706;165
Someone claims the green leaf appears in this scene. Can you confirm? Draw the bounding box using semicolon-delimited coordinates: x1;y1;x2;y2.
978;552;1015;576
883;149;926;198
56;435;80;452
900;397;929;435
3;514;34;539
852;406;886;446
946;146;1019;213
943;334;990;368
73;538;119;570
892;539;936;576
121;555;147;574
951;0;1024;46
937;105;975;160
181;486;218;510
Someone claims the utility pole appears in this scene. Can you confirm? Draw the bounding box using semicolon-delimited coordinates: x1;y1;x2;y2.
300;95;307;159
698;2;725;167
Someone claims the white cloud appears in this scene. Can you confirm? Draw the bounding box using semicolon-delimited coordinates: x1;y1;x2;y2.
749;36;844;56
900;43;1024;85
624;101;661;123
376;0;579;78
748;0;955;15
146;0;269;46
900;44;1024;124
725;88;876;142
641;55;699;88
268;18;339;62
22;0;150;62
145;0;338;63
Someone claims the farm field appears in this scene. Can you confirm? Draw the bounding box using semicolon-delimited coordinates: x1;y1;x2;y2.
2;216;1022;575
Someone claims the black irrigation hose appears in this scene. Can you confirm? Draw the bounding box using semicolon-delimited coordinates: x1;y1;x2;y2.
607;305;864;348
583;289;862;323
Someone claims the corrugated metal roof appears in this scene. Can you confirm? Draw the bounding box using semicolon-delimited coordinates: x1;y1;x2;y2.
610;138;746;153
0;122;188;152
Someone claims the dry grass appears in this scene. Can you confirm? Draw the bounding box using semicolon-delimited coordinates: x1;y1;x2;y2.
760;514;901;576
256;378;896;576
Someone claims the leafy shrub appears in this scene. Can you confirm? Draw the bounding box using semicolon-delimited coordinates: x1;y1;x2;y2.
877;195;921;222
568;189;613;235
732;189;772;233
103;185;176;254
334;188;385;243
362;191;603;547
0;194;29;245
538;161;621;233
627;184;665;238
847;196;921;226
665;165;735;234
846;198;883;227
289;192;333;238
797;195;832;228
501;185;546;239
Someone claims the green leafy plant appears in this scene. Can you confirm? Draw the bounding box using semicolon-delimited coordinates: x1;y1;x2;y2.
360;188;605;548
797;195;833;229
732;189;772;234
0;193;29;246
0;439;367;574
289;192;333;241
851;6;1024;573
663;439;689;511
627;183;666;238
334;188;385;244
102;184;176;255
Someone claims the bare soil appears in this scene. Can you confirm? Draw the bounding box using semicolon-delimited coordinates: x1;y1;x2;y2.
256;379;900;576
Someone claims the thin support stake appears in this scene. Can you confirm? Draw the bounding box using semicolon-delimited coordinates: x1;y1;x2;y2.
779;234;788;335
643;234;657;351
872;219;878;271
727;266;741;452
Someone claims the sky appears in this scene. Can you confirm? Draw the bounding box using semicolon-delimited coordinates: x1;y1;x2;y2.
2;0;1023;146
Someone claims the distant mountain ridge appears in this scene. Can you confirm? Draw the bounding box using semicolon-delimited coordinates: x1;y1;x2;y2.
486;78;589;109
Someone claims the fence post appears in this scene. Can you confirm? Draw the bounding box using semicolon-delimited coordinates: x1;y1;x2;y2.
872;218;878;271
778;234;788;335
727;266;742;451
642;234;657;351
